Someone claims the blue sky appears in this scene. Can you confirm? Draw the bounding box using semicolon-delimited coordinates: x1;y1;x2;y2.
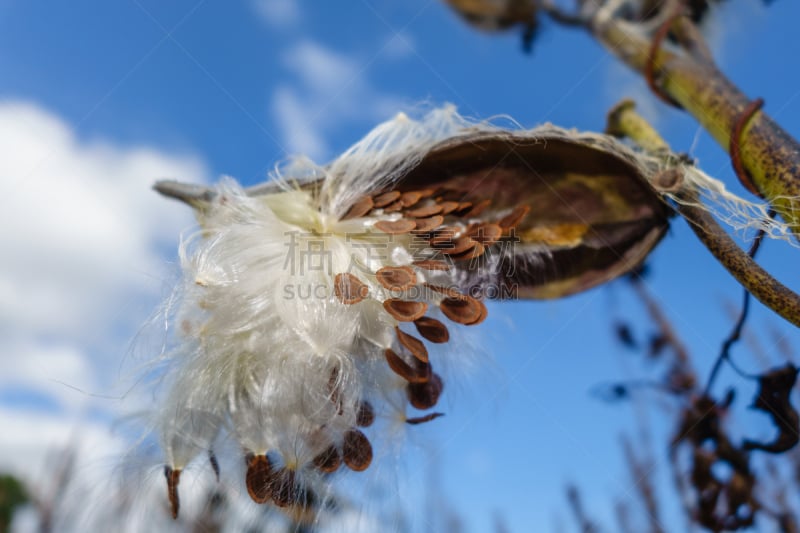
1;0;799;531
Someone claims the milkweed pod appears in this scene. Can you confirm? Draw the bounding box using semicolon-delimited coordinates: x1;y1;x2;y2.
390;127;671;299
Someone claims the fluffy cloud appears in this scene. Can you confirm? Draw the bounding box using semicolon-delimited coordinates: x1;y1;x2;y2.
270;41;404;162
0;102;205;341
0;100;207;412
0;99;211;529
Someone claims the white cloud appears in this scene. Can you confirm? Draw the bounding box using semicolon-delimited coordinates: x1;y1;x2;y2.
251;0;301;28
270;41;405;161
0;100;208;412
0;101;205;340
0;99;213;529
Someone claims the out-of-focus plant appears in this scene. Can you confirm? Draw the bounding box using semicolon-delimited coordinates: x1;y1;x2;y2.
149;107;682;523
0;474;28;532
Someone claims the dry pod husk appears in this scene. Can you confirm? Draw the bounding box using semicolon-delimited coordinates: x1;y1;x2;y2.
150;107;674;521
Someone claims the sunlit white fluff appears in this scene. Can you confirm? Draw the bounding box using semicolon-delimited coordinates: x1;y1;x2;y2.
147;106;498;521
144;104;796;525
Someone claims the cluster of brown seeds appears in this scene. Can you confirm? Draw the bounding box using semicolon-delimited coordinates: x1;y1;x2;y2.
244;413;374;505
163;188;530;520
336;187;530;422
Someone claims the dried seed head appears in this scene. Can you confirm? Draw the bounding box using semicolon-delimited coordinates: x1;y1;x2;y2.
148;105;676;520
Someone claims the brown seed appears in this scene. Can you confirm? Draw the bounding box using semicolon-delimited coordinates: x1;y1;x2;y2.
463;199;491;217
469;299;488;325
407;373;444;410
439;236;477;256
406;412;445;425
373;191;401;208
416;188;436;198
412;215;444;233
438;201;461;215
468;223;503;245
396;326;429;363
405;203;443;218
356;401;376;427
376;266;417;291
383;299;428;322
447;241;485;261
245;454;274;504
374;218;417;234
452;201;474;217
440;296;486;325
383;200;405;213
343;429;373;472
334;273;369;305
411;259;450;271
428;227;460;247
414;317;450;343
313;445;342;473
271;468;297;508
384;348;431;383
498;205;531;229
341;196;374;220
400;191;423;207
164;466;181;519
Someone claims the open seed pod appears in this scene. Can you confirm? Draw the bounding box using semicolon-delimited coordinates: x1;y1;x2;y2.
158;127;670;300
391;128;671;299
150;110;672;519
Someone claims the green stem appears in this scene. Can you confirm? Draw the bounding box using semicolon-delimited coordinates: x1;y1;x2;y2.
592;13;800;233
607;99;800;328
